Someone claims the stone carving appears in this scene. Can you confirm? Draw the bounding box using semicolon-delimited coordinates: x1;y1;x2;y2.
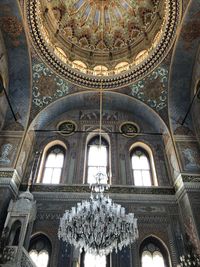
1;246;17;263
0;143;13;165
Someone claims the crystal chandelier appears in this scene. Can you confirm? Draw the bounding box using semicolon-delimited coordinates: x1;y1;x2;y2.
58;172;138;255
179;254;200;267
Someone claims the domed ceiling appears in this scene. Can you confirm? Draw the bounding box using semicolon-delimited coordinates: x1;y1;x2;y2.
27;0;181;89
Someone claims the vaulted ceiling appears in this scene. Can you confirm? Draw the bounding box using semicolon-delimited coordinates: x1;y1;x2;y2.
0;0;200;138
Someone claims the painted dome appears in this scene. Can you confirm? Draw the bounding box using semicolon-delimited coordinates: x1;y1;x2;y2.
27;0;181;88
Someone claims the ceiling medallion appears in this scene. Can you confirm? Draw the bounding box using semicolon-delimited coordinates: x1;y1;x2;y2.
57;121;77;135
26;0;181;89
120;122;139;137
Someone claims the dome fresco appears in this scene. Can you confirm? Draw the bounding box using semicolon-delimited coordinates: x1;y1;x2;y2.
27;0;181;88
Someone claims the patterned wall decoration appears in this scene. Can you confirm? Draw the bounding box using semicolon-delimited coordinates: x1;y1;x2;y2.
32;61;70;110
130;66;168;112
177;142;200;172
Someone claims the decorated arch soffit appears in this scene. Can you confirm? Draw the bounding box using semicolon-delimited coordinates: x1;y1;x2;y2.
29;91;169;135
0;0;31;130
169;0;200;135
26;0;182;126
30;59;169;122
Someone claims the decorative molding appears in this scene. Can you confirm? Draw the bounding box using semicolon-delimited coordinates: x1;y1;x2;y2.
36;212;61;221
2;246;17;263
20;184;175;195
0;170;14;178
0;169;21;195
181;175;200;183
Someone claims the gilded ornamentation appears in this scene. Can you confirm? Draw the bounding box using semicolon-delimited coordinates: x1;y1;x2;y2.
131;66;168;111
32;62;69;108
26;0;181;88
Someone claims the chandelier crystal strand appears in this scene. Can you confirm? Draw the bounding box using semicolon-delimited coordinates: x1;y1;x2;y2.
58;173;139;256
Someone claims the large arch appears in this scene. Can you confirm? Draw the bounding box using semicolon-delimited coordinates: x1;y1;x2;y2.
15;91;180;184
169;0;200;134
28;91;170;133
0;0;31;129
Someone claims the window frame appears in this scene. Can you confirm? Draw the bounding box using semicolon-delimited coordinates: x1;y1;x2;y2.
86;135;109;184
36;140;67;184
140;236;170;267
80;250;110;267
29;234;52;267
130;142;158;186
83;131;112;184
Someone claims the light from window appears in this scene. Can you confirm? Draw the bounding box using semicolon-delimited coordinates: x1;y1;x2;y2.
87;142;108;184
131;149;152;186
84;252;106;267
29;250;49;267
142;251;165;267
42;147;64;184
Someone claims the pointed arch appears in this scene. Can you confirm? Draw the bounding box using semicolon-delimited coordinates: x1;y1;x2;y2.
140;236;171;267
29;234;52;267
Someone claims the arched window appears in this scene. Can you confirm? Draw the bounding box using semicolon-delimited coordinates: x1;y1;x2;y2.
39;144;65;184
80;251;109;267
87;135;109;184
131;147;153;186
140;237;170;267
84;252;106;267
29;235;51;267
